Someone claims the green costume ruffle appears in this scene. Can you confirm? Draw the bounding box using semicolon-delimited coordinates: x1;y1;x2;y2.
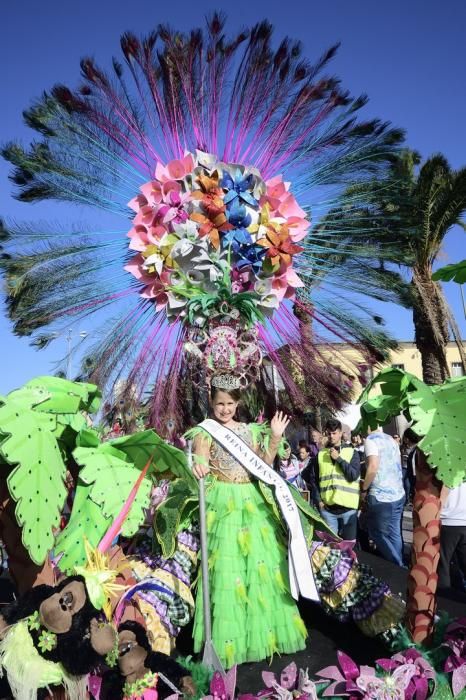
193;478;307;667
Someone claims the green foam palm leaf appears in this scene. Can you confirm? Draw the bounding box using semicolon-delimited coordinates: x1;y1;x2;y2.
410;377;466;488
155;478;198;558
432;260;466;284
54;480;111;572
0;390;67;564
359;368;466;488
74;444;152;537
108;430;198;491
25;375;100;414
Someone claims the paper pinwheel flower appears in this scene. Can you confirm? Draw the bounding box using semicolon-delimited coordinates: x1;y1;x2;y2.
222;169;259;209
376;648;436;700
226;200;253;229
443;618;466;697
257;224;304;268
235;244;267;274
204;667;237;700
260;662;320;700
223;228;253;252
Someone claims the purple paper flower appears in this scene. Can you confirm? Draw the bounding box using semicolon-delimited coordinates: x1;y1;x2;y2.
316;651;374;698
204;667;237;700
256;662;320;700
377;648;436;700
443;618;466;696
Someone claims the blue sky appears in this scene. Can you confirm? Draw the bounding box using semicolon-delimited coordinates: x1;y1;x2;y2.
1;0;465;393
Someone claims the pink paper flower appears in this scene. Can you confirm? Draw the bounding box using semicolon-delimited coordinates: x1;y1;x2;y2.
260;176;309;241
124;255;170;309
271;267;304;301
155;154;195;182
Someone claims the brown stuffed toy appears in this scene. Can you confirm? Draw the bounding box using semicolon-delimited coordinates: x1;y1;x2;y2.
0;574;117;700
100;621;196;700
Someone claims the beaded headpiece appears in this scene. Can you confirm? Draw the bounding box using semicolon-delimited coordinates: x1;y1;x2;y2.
210;374;242;391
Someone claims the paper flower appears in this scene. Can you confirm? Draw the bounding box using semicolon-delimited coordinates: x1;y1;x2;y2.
261;175;309;241
124;256;170;308
272;267;304;301
376;648;436;700
126;151;309;325
221;169;259;209
223;228;253;252
256;223;304;268
155;154;195;182
231;267;253;293
226;200;253;229
443;618;466;696
235;244;267;274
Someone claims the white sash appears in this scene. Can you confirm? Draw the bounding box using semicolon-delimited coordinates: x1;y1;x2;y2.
199;419;319;602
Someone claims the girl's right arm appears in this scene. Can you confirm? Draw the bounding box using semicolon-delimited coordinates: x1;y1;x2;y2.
192;432;211;479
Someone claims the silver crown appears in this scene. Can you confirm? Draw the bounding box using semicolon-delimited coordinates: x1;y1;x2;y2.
210;374;242;390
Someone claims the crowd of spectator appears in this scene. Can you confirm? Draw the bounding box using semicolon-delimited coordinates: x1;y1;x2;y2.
275;419;466;594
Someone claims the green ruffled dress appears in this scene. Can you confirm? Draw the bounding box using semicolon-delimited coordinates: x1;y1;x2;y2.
189;422;307;668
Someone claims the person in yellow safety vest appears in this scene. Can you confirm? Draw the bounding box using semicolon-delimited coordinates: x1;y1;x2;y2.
316;418;361;540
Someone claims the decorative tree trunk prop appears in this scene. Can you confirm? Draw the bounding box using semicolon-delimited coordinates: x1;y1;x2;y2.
407;449;442;645
0;481;55;593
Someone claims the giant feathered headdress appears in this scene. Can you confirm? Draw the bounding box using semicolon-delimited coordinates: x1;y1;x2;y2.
2;15;403;426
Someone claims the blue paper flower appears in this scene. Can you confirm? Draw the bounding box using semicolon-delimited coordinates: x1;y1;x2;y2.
234;244;266;274
222;228;253;253
221;169;258;209
226;200;252;228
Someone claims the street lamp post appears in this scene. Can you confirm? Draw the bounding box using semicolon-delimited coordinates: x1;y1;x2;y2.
65;329;88;379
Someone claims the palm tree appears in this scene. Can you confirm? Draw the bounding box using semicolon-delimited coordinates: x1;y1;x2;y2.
344;151;466;384
407;155;466;382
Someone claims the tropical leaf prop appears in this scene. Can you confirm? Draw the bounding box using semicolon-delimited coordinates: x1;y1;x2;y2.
74;442;151;530
0;376;101;565
155;479;199;559
432;260;466;284
0;390;65;564
108;430;197;490
55;428;197;568
359;367;466;488
54;479;110;572
409;377;466;487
